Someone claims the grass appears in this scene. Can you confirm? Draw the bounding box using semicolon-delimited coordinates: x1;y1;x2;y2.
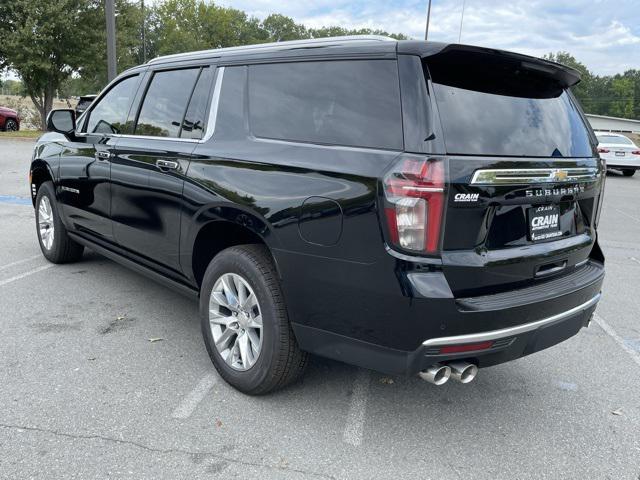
0;130;43;139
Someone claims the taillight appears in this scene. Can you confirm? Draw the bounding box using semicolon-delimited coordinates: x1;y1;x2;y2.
597;147;610;154
383;156;445;254
632;150;640;155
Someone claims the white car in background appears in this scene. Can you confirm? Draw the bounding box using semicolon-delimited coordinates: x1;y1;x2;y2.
595;132;640;177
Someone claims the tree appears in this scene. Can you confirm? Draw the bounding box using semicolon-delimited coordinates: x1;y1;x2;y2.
151;0;408;57
0;0;101;128
543;52;594;112
69;0;148;94
310;26;408;40
608;75;635;118
262;14;309;42
544;51;640;120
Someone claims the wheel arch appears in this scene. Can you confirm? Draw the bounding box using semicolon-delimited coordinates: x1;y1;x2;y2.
187;206;283;289
29;159;56;207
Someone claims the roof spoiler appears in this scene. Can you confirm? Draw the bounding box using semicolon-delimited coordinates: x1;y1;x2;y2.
398;42;581;88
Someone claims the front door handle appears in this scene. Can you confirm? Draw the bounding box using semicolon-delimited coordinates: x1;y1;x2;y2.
95;151;111;160
156;160;179;170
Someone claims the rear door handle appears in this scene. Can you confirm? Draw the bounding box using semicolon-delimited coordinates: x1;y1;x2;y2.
95;151;111;160
156;160;179;170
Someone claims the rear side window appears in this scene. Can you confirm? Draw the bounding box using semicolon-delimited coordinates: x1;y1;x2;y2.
136;68;200;137
426;55;593;157
86;75;139;134
248;60;403;150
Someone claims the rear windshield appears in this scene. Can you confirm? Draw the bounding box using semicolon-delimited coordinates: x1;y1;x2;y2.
426;58;593;157
597;134;632;145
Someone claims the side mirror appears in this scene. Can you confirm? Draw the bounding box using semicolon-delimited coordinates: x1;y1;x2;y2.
46;109;76;135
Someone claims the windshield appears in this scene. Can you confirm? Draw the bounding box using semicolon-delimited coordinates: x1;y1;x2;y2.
597;135;633;145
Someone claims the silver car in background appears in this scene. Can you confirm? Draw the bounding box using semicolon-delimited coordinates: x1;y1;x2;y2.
596;132;640;177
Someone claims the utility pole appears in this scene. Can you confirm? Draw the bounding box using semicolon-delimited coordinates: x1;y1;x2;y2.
106;0;117;81
141;0;146;63
424;0;432;40
458;0;466;43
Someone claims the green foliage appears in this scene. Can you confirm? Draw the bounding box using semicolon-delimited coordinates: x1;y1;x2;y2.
0;0;101;128
544;51;639;120
0;79;25;96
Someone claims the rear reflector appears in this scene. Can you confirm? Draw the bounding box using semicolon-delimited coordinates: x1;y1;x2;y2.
438;341;494;354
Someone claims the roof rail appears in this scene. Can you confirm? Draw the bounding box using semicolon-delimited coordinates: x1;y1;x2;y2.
147;35;396;65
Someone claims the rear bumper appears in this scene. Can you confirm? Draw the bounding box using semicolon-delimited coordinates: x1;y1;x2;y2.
415;293;599;370
603;156;640;169
289;258;604;376
294;292;599;375
607;165;640;170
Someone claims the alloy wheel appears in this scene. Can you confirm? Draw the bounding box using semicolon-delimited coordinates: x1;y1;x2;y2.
6;119;18;131
38;196;55;250
209;273;263;371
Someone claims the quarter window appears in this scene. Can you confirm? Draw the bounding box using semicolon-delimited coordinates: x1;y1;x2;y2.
248;60;403;150
86;75;139;134
135;68;200;138
181;67;215;140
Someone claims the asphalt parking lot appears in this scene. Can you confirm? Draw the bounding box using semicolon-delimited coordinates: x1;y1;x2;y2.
1;138;639;479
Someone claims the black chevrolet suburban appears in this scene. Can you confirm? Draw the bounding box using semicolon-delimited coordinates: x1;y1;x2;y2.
32;36;605;393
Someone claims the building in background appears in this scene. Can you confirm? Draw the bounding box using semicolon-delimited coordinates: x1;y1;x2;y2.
586;114;640;134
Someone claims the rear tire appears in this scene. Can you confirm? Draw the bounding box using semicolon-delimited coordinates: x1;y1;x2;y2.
622;169;636;177
5;118;18;131
35;182;84;263
200;245;308;395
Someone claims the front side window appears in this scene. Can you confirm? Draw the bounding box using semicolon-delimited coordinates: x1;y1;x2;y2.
248;60;403;150
86;75;139;134
135;68;200;138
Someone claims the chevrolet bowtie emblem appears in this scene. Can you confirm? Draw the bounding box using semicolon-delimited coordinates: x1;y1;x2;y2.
553;170;569;181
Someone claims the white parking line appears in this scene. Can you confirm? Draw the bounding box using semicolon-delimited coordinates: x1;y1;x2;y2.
594;313;640;368
0;264;53;287
342;369;371;447
630;257;640;266
0;254;42;271
615;208;640;225
171;373;218;419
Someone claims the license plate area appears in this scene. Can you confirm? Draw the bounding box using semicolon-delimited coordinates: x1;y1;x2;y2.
528;205;562;242
615;151;625;156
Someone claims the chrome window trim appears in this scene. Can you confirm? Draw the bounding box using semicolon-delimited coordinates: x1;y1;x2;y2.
422;293;601;347
202;66;224;143
470;167;599;185
251;135;402;154
71;67;225;145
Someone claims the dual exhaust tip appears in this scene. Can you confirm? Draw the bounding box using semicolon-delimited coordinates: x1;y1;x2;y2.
419;361;478;385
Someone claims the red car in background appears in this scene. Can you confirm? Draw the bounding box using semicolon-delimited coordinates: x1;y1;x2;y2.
0;106;20;131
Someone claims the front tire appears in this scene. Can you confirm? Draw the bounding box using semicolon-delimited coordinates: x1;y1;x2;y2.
622;169;636;177
200;245;307;394
35;182;84;263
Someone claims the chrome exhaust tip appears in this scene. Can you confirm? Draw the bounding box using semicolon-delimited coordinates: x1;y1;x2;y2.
449;361;478;384
418;363;451;385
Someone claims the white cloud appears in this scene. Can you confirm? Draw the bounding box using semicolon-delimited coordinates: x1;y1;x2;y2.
219;0;640;75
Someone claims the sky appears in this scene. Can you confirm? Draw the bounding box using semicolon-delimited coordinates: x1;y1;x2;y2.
219;0;640;76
